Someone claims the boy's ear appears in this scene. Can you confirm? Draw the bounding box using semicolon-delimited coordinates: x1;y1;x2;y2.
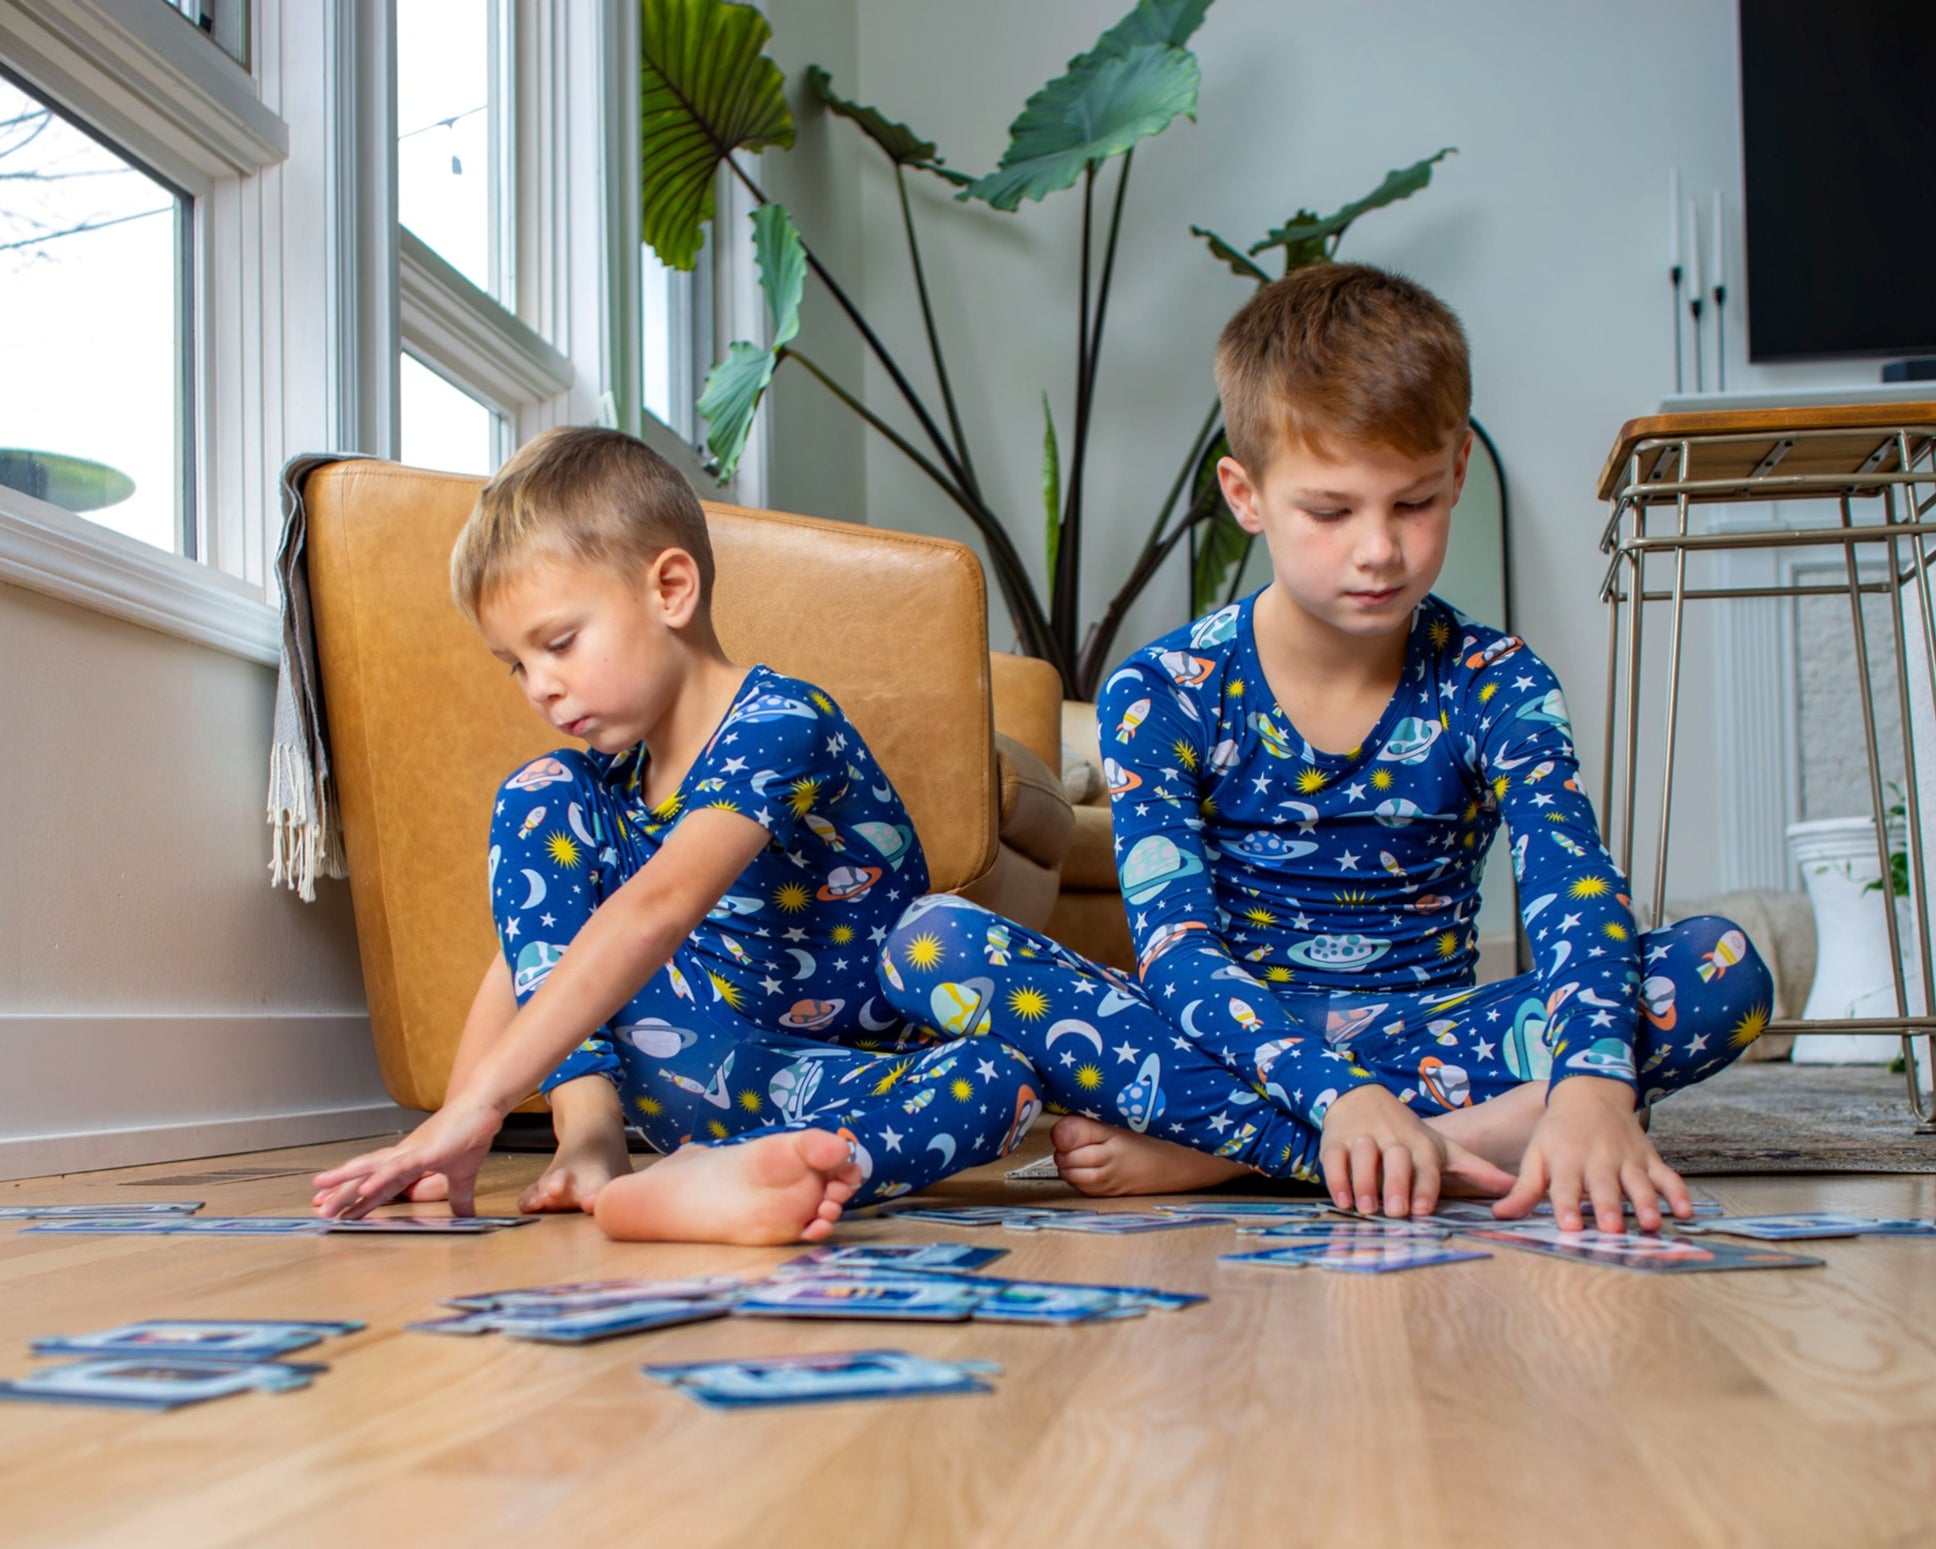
1218;455;1267;535
650;547;704;629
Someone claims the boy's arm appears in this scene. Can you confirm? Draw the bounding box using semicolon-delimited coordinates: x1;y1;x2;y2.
1098;661;1382;1128
312;806;771;1217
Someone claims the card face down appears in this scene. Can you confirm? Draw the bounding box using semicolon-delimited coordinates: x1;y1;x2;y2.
0;1202;204;1218
445;1276;749;1312
1462;1225;1825;1272
1677;1213;1936;1240
782;1244;1007;1275
1153;1202;1337;1221
0;1358;322;1410
1221;1241;1490;1274
22;1216;330;1236
1238;1219;1450;1242
735;1277;984;1322
877;1205;1059;1228
487;1300;733;1344
644;1350;998;1409
31;1319;361;1362
1009;1211;1221;1235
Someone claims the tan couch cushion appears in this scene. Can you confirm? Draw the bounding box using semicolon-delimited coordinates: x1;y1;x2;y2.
305;460;1000;1110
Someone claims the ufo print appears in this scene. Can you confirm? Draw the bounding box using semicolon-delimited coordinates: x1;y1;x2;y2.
1121;834;1207;905
507;756;573;792
1229;830;1317;864
778;998;845;1033
816;864;884;902
852;822;914;868
1283;934;1392;972
1377;718;1442;765
1190;604;1241;649
735;693;818;723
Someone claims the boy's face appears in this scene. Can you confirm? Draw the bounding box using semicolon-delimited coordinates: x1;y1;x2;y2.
477;553;698;753
1218;429;1471;641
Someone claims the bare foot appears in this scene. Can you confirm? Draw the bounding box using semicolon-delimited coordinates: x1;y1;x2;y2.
1422;1081;1547;1180
1051;1116;1253;1197
518;1129;634;1215
592;1130;861;1245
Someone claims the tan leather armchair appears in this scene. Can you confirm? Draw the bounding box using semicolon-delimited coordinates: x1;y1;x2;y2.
303;460;1072;1112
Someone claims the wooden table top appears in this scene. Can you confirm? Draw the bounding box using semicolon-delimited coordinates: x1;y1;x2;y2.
1597;403;1936;503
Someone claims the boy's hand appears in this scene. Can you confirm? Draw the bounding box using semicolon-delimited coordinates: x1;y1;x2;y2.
1493;1076;1691;1234
311;1097;504;1220
1319;1085;1516;1216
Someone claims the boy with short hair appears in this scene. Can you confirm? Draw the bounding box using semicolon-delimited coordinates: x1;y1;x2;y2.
882;263;1771;1234
313;427;1040;1243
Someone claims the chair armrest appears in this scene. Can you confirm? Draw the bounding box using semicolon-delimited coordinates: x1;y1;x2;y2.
994;732;1074;872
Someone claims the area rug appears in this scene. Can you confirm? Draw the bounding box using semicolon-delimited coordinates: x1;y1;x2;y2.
1650;1063;1936;1175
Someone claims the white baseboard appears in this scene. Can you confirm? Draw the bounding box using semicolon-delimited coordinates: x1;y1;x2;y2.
0;1012;410;1181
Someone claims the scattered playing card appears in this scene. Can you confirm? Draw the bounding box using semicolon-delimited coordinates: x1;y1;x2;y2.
22;1216;330;1236
487;1300;732;1344
31;1319;361;1362
1238;1219;1449;1242
0;1358;323;1410
120;1168;313;1188
1677;1212;1936;1240
736;1277;985;1322
1153;1202;1339;1221
0;1202;203;1219
878;1204;1060;1228
1003;1155;1062;1182
1223;1241;1490;1274
644;1350;999;1408
971;1283;1134;1324
1409;1196;1723;1228
446;1276;748;1313
1463;1225;1825;1272
1011;1210;1223;1235
320;1217;501;1234
782;1243;1007;1275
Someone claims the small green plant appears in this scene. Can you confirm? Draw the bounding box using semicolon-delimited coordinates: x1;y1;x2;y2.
637;0;1452;697
1863;782;1914;901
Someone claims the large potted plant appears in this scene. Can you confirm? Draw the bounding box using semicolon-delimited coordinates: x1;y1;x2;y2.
640;0;1451;697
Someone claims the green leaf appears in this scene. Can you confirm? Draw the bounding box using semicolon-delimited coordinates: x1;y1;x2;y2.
804;64;974;187
696;204;807;481
962;0;1212;211
1189;429;1250;615
1042;392;1063;588
639;0;795;272
1189;224;1271;283
1249;148;1456;271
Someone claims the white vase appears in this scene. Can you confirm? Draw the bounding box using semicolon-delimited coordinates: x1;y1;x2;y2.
1787;817;1925;1064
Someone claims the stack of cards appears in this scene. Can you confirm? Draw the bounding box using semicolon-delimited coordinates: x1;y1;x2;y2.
0;1319;361;1410
21;1214;535;1237
644;1350;1001;1409
412;1276;750;1344
0;1202;204;1219
1675;1212;1936;1241
1461;1224;1825;1273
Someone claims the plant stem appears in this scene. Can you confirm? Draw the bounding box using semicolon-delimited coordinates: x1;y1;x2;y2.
1084;147;1133;400
1055;161;1098;657
725;156;974;498
896;166;982;507
784;348;1065;676
1075;497;1211;696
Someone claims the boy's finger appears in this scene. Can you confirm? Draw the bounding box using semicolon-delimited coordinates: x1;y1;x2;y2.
1411;1147;1442;1217
1383;1146;1413;1217
447;1172;476;1217
1443;1140;1517;1197
1622;1164;1662;1232
1549;1162;1586;1232
1493;1152;1546;1220
1320;1144;1351;1210
1588;1168;1625;1235
311;1150;387;1190
1652;1160;1695;1219
1349;1137;1381;1214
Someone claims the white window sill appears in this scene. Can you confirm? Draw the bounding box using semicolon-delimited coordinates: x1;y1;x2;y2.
0;489;278;667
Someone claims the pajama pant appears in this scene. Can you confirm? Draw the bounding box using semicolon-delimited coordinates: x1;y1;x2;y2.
878;895;1773;1183
489;757;1041;1207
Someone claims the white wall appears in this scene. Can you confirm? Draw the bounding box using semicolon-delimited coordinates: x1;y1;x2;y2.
786;0;1884;912
0;582;397;1179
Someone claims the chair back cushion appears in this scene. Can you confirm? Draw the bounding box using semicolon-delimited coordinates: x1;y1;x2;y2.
304;460;995;1109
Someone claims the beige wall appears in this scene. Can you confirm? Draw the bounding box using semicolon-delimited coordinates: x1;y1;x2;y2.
0;580;395;1177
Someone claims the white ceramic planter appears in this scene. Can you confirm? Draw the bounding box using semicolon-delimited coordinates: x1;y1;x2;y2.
1787;817;1925;1064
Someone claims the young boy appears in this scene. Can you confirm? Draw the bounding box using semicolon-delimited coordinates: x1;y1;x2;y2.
880;263;1773;1235
312;427;1040;1243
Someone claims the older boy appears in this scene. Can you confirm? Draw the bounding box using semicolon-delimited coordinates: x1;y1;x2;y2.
313;427;1039;1243
882;264;1772;1234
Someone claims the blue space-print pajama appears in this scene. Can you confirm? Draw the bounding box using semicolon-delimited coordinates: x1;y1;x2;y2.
488;666;1041;1205
879;594;1773;1182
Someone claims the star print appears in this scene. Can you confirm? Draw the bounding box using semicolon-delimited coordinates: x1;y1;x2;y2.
1172;1035;1193;1051
976;1059;999;1081
503;917;521;940
1647;945;1672;964
785;927;807;942
1589;1010;1614;1028
539;913;556;928
1473;1037;1496;1060
881;1126;903;1152
1513;675;1535;690
1292;912;1312;930
761;977;782;995
1252;773;1272;794
832;958;848;971
1337;850;1360;871
1345;782;1366;801
1559;913;1581;931
1059;1050;1076;1067
721;756;746;774
1688;1032;1709;1053
1112;1040;1140;1063
1207;1112;1233;1134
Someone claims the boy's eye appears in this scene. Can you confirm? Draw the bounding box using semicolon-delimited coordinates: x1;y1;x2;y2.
1303;508;1347;522
546;633;575;654
1396;500;1434;513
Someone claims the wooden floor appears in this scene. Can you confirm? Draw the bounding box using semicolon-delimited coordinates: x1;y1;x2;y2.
5;1133;1936;1549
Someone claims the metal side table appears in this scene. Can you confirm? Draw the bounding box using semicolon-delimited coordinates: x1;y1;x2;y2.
1597;404;1936;1126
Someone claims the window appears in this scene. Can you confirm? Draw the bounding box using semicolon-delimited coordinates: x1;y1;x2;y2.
158;0;248;70
400;350;499;477
0;66;190;556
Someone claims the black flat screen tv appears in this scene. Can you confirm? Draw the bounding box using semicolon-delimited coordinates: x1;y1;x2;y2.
1740;0;1936;362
